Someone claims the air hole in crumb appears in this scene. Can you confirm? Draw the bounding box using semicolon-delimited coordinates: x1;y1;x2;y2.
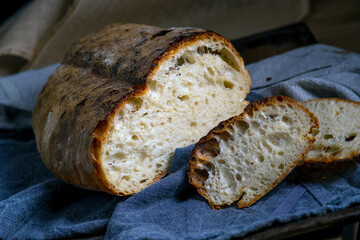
311;128;320;137
324;145;341;153
282;116;291;123
312;144;323;151
223;80;234;89
147;80;157;91
122;175;130;181
117;110;124;120
197;46;210;54
279;164;284;169
212;94;216;98
268;114;278;120
219;48;240;71
271;163;275;168
236;121;249;133
177;57;185;66
324;134;333;139
132;135;139;140
140;179;147;183
106;151;109;156
278;151;284;156
230;146;235;152
345;134;357;142
236;174;242;181
258;154;265;162
197;138;220;159
205;98;209;104
156;163;163;168
252;121;260;129
207;67;215;76
194;168;209;181
204;74;215;85
215;131;233;142
178;52;195;65
127;97;143;111
178;95;189;101
218;159;225;164
191;122;197;127
195;101;199;106
114;152;126;159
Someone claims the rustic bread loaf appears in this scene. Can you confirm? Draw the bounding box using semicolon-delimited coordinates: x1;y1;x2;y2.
188;96;319;209
32;23;251;195
302;98;360;164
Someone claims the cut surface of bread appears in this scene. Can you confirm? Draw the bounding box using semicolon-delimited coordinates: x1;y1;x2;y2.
188;96;319;209
102;38;250;194
32;23;250;196
302;98;360;164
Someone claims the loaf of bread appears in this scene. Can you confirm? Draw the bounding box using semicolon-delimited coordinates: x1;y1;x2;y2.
302;98;360;164
188;96;319;209
32;23;251;195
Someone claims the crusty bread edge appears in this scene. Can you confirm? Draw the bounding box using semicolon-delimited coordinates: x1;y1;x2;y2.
188;96;319;209
91;30;251;196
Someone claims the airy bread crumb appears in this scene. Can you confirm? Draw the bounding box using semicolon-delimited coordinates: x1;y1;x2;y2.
101;39;250;194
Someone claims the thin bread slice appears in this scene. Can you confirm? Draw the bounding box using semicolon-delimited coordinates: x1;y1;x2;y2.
302;98;360;164
188;96;319;209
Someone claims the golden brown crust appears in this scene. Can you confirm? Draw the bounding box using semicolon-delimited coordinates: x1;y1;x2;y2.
188;96;319;209
302;98;360;165
33;23;248;195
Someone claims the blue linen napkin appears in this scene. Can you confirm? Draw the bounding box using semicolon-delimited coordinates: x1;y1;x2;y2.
0;44;359;239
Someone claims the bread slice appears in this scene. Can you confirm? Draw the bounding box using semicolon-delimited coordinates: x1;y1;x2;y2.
32;23;251;195
188;96;319;209
302;98;360;164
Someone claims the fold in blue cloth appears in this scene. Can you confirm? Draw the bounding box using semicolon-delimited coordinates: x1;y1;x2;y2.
0;44;360;239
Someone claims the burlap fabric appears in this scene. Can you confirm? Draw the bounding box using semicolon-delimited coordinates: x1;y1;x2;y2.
0;0;308;75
